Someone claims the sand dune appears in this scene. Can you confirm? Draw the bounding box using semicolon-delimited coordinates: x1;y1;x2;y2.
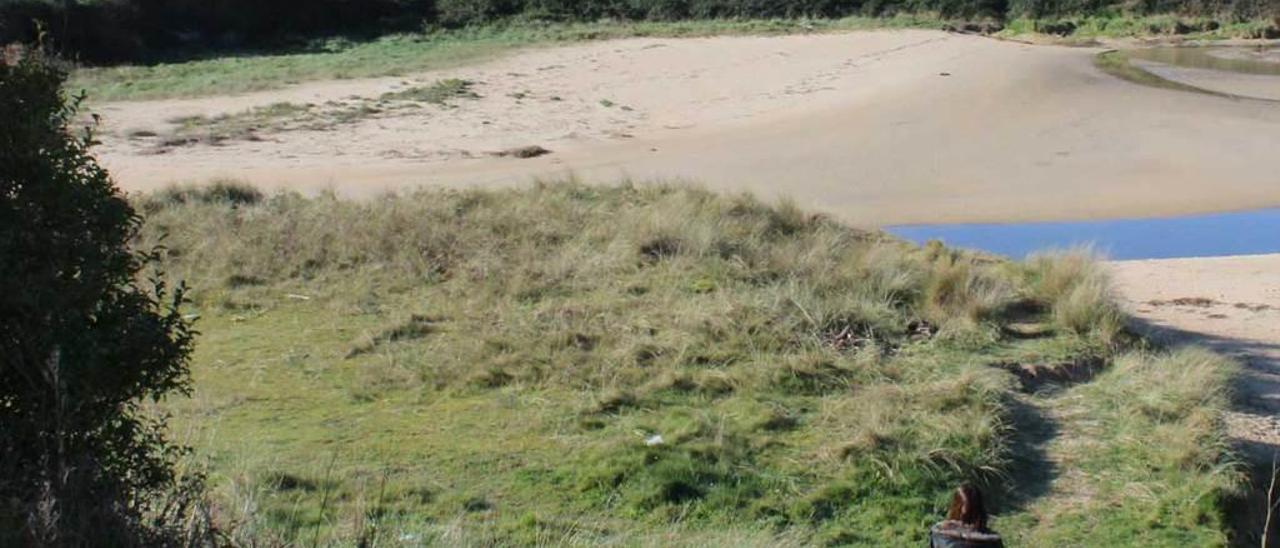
94;30;1280;226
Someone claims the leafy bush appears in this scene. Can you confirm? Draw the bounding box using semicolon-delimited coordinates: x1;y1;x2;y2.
0;48;203;545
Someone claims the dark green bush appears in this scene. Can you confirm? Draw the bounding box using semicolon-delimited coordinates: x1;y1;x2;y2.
0;0;438;63
0;48;203;545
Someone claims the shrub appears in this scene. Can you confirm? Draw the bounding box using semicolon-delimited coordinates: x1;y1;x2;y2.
0;48;203;544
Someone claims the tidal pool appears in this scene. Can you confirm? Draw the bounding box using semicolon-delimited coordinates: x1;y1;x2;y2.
1099;45;1280;100
885;208;1280;260
1126;46;1280;76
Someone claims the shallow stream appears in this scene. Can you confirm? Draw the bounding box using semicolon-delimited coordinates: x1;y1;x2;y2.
886;208;1280;260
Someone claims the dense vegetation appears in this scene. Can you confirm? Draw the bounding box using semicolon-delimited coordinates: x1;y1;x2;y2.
3;0;1277;64
130;182;1243;545
0;50;207;544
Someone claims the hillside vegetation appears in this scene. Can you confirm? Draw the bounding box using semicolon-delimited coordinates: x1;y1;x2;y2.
3;0;1277;66
134;182;1243;545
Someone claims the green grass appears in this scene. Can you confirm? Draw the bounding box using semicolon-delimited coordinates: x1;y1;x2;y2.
1000;15;1279;41
72;15;950;102
135;181;1243;545
380;78;480;104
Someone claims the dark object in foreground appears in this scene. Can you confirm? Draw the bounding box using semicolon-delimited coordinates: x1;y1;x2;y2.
493;145;552;159
929;484;1005;547
0;48;203;544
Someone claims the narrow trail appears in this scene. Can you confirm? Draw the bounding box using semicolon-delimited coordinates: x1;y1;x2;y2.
999;392;1099;543
990;257;1280;544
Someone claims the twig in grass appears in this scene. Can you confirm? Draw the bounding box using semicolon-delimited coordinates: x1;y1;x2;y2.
312;451;339;548
1264;451;1279;548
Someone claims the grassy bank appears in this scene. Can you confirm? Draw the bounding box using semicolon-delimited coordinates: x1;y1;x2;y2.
71;16;945;102
72;13;1280;102
136;181;1241;545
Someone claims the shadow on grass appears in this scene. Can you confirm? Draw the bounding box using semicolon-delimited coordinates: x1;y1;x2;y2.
990;396;1059;516
1125;316;1280;547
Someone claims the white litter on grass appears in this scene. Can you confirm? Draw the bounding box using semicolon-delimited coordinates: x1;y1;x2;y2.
644;434;665;447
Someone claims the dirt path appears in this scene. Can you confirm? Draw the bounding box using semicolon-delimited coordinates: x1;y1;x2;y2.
1110;254;1280;460
92;30;1280;226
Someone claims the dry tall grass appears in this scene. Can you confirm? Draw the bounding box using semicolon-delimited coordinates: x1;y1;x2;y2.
130;181;1228;545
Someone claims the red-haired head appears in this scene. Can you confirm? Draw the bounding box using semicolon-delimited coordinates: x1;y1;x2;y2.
947;483;989;531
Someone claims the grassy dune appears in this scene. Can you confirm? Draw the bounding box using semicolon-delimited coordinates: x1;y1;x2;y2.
138;182;1241;545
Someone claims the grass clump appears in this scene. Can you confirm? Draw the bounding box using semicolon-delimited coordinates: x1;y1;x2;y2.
380;78;480;104
136;181;1240;544
1022;248;1126;346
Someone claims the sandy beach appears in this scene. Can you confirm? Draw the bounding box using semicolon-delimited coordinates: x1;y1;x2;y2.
92;30;1280;226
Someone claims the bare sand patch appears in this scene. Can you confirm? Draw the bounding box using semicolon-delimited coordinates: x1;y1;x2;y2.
93;30;1280;226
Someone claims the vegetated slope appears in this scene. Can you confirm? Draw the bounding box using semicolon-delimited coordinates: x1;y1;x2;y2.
136;182;1241;545
5;0;1278;66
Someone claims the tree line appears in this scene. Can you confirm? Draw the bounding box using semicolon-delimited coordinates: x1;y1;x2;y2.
1;0;1277;64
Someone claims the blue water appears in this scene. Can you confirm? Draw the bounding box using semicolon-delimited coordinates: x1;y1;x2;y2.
885;208;1280;260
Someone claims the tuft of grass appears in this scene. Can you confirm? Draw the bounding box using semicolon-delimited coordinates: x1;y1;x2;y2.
380;78;480;105
137;181;1241;544
144;180;265;211
922;246;1016;325
1022;248;1126;346
492;144;552;159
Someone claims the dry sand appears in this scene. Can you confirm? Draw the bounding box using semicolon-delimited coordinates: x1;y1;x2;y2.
93;30;1280;226
1111;255;1280;457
